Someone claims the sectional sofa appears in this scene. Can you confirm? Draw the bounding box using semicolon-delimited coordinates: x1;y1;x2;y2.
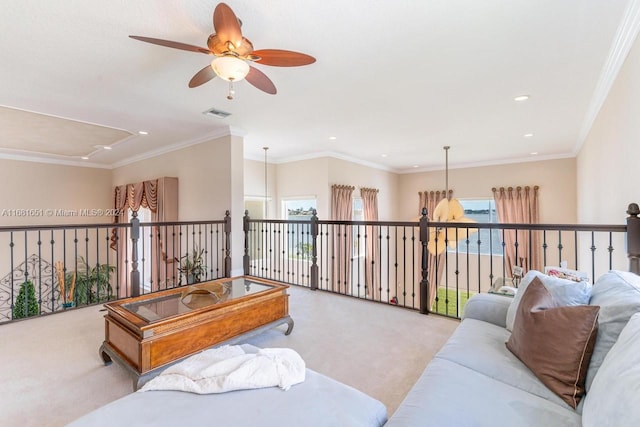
386;269;640;426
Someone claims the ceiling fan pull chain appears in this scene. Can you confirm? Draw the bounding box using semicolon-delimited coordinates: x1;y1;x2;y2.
227;80;235;100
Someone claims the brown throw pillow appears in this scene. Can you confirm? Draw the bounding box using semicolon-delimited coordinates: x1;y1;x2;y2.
506;277;599;409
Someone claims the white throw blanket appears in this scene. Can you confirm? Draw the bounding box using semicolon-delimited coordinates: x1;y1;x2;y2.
139;345;305;394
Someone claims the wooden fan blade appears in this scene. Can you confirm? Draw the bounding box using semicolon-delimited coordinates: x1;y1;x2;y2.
129;36;212;55
213;3;243;50
252;49;316;67
246;66;277;94
188;65;216;88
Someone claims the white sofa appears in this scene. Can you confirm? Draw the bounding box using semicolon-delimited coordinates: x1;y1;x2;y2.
386;270;640;427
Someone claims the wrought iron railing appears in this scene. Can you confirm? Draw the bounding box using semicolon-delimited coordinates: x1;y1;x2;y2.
244;204;640;319
0;212;230;323
3;204;638;323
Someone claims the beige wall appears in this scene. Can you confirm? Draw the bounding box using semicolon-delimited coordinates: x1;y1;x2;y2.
576;33;640;273
273;157;400;220
276;157;330;218
577;33;640;225
398;158;578;224
0;160;113;302
327;158;400;220
0;159;112;226
112;135;245;274
244;159;277;218
113;136;238;221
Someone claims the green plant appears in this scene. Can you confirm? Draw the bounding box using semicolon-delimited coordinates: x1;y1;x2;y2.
67;257;115;305
178;247;205;284
13;280;39;319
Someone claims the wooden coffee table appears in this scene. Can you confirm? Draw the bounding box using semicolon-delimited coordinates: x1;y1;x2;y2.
99;276;293;390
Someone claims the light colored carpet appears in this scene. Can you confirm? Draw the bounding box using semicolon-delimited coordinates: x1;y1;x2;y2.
0;286;459;427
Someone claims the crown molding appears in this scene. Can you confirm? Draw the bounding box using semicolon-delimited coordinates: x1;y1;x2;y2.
266;150;396;172
111;126;241;169
0;150;110;169
397;152;576;174
245;150;576;174
574;0;640;155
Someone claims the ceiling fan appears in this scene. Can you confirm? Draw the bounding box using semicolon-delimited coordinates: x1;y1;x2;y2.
130;2;316;99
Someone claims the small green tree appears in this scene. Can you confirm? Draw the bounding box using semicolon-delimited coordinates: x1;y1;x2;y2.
13;280;39;319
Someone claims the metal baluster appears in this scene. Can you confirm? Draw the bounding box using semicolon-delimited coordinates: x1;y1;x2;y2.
574;231;578;270
590;232;596;282
130;214;140;296
608;232;614;270
490;229;494;292
542;230;548;270
37;231;43;313
96;227;102;300
357;224;362;297
557;230;563;266
105;228;111;299
395;226;400;307
386;226;391;304
47;231;55;314
311;211;318;290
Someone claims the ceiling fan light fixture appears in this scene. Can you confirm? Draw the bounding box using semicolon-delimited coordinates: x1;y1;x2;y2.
211;56;250;82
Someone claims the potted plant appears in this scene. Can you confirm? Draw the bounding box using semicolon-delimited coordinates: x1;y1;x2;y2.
178;247;205;285
13;280;39;319
67;257;115;305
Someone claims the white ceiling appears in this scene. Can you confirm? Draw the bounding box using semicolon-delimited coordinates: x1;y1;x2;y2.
1;0;638;172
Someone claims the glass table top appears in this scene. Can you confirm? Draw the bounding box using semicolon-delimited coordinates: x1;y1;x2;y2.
122;278;275;323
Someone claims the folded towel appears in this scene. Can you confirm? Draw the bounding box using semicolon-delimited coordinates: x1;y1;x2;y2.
139;345;305;394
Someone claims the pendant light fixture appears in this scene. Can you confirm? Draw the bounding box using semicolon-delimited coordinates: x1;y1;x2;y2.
427;146;477;255
263;146;269;218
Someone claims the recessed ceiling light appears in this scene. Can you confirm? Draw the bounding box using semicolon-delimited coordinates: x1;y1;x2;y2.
530;152;538;155
81;156;89;160
524;133;534;138
381;154;388;157
514;95;530;102
138;131;148;135
103;146;112;150
329;136;337;140
413;165;419;168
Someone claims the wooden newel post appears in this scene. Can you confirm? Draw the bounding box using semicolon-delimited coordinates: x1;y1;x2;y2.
310;209;319;291
243;210;250;275
224;210;231;278
627;203;640;275
419;207;430;314
130;211;141;297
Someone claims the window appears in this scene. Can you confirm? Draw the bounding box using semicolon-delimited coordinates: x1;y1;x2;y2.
283;198;316;220
448;199;502;255
283;198;316;259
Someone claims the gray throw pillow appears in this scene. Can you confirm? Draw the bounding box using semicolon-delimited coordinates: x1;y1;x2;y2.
585;303;640;391
589;270;640;307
